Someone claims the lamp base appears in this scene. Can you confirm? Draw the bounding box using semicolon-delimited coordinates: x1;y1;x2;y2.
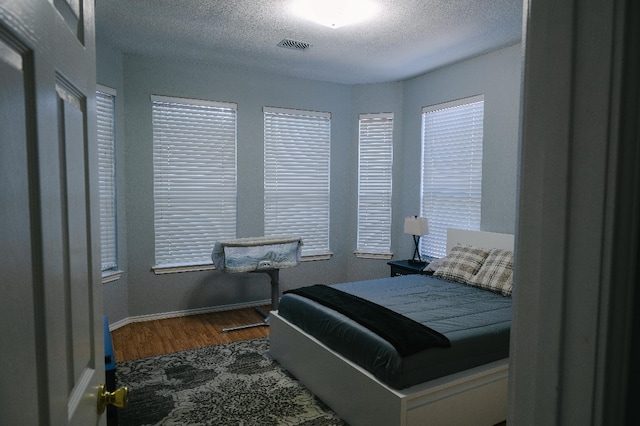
410;235;424;265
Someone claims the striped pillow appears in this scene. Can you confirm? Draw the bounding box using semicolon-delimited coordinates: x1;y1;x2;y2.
433;245;489;284
467;248;514;296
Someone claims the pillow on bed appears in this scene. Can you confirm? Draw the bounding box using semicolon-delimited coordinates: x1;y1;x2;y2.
433;245;489;284
467;248;514;296
424;257;445;272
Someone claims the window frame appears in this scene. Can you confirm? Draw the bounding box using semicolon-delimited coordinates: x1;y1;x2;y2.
96;85;121;282
356;112;394;259
263;106;332;260
151;95;238;274
420;94;484;258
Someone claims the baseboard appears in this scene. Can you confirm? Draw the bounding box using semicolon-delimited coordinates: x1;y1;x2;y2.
107;299;271;331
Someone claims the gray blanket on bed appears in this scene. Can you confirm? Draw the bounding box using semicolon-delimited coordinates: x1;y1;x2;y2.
278;274;512;389
285;284;451;356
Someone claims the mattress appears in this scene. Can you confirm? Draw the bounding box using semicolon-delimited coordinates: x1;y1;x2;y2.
211;235;302;273
277;274;512;389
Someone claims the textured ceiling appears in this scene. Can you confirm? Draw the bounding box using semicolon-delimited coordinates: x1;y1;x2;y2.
96;0;523;85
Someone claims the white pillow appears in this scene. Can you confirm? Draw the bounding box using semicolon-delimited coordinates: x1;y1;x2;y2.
467;248;514;296
424;257;445;272
433;245;489;284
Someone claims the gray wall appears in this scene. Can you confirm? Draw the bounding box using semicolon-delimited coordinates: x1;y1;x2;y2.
97;43;522;324
96;40;129;323
347;81;405;281
401;44;522;234
122;56;353;319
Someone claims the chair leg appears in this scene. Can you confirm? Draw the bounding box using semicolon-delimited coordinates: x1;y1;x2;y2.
222;269;280;332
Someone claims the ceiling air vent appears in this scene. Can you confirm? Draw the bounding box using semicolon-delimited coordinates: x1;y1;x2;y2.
277;38;311;51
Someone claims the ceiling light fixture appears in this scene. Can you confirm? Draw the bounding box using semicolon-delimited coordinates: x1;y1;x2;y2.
291;0;379;29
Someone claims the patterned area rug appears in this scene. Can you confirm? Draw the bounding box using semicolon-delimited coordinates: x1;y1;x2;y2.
116;337;347;425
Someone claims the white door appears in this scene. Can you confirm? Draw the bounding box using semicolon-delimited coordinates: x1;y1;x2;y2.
1;0;104;425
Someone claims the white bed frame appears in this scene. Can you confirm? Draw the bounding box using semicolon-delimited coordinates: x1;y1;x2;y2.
269;228;514;426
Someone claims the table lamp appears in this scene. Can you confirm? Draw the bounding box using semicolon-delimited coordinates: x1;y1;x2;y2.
404;216;429;264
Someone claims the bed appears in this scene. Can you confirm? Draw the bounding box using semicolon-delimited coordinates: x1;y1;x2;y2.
269;228;514;426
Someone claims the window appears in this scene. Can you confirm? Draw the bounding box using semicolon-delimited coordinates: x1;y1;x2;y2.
96;86;118;275
356;113;393;258
420;95;484;258
152;95;237;271
263;106;331;259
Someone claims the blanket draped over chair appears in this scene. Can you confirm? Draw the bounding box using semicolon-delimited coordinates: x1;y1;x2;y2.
211;235;303;332
212;235;302;273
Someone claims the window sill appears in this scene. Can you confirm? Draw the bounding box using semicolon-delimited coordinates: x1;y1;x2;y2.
102;270;123;284
301;253;333;262
354;252;393;260
152;263;216;275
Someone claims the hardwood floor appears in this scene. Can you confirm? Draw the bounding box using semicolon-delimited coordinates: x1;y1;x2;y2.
110;305;270;362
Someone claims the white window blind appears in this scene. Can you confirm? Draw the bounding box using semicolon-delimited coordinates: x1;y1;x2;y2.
420;95;484;258
152;95;237;268
96;87;117;272
263;106;331;258
356;113;393;257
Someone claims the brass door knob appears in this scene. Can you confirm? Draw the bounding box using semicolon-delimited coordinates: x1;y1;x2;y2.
97;384;129;414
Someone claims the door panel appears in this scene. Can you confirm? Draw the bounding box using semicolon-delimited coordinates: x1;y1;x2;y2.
0;34;40;426
1;0;102;425
54;0;84;44
57;81;93;387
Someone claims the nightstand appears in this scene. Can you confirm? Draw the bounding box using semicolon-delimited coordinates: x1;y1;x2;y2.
387;259;433;277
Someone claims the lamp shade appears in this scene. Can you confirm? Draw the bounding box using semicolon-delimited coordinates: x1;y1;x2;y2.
404;216;429;236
